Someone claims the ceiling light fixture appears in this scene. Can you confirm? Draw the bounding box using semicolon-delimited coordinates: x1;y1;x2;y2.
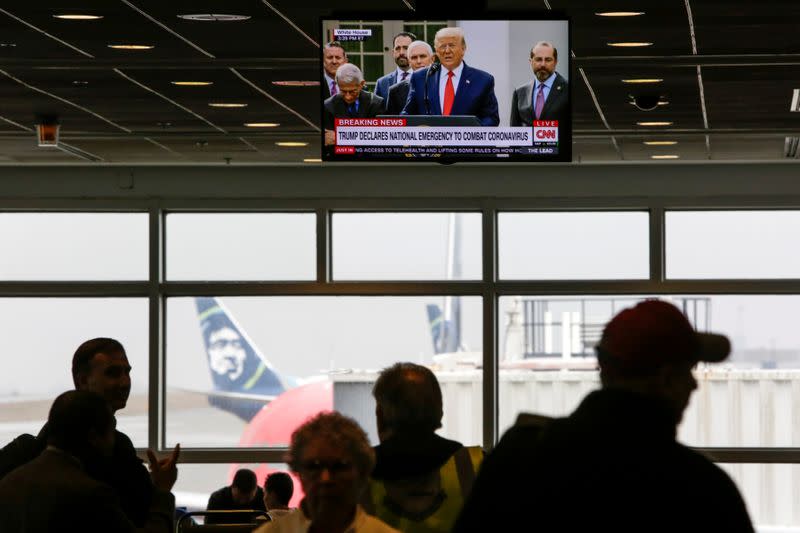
72;80;89;86
0;43;17;47
208;103;248;108
271;81;320;87
177;14;251;22
108;44;154;50
595;11;645;17
637;121;673;126
622;78;663;84
650;154;680;159
244;123;280;128
54;14;103;20
171;81;213;86
608;42;653;47
303;158;322;163
643;141;678;146
276;142;309;147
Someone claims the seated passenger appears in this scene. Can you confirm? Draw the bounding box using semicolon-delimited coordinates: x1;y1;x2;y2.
254;412;399;533
366;362;482;533
264;471;294;520
0;390;176;533
206;468;266;524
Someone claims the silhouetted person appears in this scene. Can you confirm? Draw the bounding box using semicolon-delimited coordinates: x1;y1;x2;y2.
0;390;177;532
254;412;398;533
264;471;294;520
206;468;266;524
0;337;180;526
454;299;754;532
365;362;482;533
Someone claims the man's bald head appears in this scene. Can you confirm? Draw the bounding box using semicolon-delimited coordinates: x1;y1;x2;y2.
373;362;443;436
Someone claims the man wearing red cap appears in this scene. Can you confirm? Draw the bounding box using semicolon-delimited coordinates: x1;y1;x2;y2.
453;299;754;532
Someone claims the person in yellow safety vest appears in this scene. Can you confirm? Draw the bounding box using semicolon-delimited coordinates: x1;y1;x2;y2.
364;362;483;533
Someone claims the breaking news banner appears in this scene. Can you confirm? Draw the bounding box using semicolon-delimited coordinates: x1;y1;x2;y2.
333;119;559;156
332;28;372;41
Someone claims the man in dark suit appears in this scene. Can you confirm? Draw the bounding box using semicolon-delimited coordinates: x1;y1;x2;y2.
0;390;177;533
323;41;348;99
401;27;499;126
375;31;416;101
510;41;569;126
385;40;434;115
323;63;385;146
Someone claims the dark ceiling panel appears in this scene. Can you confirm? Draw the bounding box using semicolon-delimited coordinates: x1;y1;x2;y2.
692;2;800;55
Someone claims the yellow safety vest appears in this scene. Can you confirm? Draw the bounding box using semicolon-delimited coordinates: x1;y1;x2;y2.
366;445;483;533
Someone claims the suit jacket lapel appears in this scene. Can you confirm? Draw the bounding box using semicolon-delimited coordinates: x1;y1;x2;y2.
523;82;534;123
540;74;565;121
428;68;442;115
452;64;471;115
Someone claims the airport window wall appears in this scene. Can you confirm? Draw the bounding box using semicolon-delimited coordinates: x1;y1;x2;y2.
3;166;800;529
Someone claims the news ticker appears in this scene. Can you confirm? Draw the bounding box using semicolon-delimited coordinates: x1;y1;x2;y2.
333;145;559;156
333;118;559;148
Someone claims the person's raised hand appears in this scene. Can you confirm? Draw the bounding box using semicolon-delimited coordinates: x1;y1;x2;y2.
147;443;180;492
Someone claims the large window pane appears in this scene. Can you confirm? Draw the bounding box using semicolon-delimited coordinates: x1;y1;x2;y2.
719;464;800;530
0;298;148;447
166;213;315;281
498;212;649;280
0;213;147;280
667;210;800;279
166;296;482;448
498;295;800;449
333;213;481;280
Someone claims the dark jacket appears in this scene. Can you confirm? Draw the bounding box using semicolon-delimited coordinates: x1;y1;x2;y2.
323;90;385;130
0;448;172;533
509;71;569;126
206;485;266;524
0;423;153;527
385;80;411;115
454;388;754;532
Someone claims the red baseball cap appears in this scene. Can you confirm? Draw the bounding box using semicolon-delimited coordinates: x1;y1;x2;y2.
597;299;730;373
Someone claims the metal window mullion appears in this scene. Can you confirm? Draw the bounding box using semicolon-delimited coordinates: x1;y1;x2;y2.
482;206;498;451
650;206;665;282
317;208;330;283
147;202;165;452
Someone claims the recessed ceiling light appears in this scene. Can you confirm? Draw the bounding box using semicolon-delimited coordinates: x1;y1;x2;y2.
622;78;663;84
643;141;678;146
177;14;251;22
637;121;673;126
208;103;248;108
276;142;309;147
171;81;213;86
595;11;645;17
0;43;17;48
608;42;653;47
650;154;680;159
54;14;103;20
271;81;320;87
244;123;280;128
303;158;322;163
108;44;154;50
72;80;89;86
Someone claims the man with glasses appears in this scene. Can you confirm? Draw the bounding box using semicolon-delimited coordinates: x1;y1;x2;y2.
254;412;398;532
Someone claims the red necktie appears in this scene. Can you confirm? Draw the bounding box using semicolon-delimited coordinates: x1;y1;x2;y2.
442;71;455;116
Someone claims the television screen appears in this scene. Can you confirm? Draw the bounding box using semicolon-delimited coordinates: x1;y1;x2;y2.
320;15;571;162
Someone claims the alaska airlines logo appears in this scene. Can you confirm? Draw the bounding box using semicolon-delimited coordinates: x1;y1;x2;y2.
207;326;247;381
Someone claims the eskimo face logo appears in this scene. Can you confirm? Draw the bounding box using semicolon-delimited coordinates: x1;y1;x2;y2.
207;326;247;381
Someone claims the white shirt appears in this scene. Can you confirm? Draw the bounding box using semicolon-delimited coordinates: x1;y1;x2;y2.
438;62;464;112
532;72;556;112
394;66;411;84
324;72;336;96
253;506;399;533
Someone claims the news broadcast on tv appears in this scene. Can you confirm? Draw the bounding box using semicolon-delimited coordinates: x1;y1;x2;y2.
320;16;570;162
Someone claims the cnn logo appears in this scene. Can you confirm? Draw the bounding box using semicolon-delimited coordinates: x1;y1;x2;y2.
533;126;558;142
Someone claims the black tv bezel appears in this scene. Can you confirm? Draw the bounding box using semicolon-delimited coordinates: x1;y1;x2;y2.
319;11;572;164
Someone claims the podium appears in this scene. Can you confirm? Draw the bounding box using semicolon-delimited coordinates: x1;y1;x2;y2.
377;115;481;127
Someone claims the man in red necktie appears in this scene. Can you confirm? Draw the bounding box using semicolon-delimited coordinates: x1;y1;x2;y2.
401;27;499;126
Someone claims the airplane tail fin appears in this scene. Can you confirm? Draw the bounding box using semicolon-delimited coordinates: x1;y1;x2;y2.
195;297;291;421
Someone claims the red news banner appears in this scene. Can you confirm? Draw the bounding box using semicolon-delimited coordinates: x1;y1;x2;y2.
334;118;558;147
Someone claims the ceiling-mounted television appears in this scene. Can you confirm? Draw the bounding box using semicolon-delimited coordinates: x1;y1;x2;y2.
320;13;571;163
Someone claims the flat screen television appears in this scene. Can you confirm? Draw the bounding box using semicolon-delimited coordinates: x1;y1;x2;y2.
320;14;571;163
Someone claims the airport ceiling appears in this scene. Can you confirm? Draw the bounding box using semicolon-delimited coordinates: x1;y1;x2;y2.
0;0;797;163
